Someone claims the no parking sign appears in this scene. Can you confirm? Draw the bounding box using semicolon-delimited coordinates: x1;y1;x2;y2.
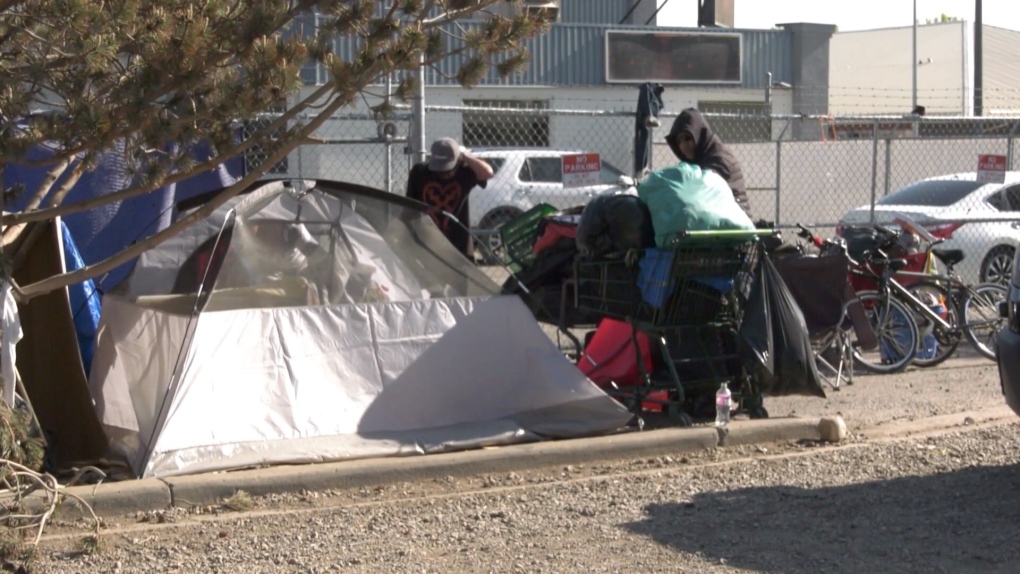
562;153;601;188
977;154;1007;184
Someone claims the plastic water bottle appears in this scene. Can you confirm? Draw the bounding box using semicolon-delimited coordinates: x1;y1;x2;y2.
715;382;732;427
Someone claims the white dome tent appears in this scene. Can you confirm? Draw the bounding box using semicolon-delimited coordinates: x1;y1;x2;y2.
89;179;631;478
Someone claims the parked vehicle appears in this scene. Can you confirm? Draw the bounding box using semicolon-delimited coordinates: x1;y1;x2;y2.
838;172;1020;285
466;149;635;254
996;244;1020;416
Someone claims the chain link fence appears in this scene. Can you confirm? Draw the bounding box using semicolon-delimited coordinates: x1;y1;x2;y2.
250;106;1020;286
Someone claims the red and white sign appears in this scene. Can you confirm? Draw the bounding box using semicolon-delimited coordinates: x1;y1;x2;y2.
562;153;602;188
977;154;1007;184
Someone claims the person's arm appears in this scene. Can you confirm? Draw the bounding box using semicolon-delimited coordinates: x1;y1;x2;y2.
460;149;494;182
405;165;422;201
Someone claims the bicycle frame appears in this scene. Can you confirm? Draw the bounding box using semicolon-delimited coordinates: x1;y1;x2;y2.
851;263;953;332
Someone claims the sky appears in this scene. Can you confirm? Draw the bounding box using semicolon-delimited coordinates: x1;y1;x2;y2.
656;0;1020;32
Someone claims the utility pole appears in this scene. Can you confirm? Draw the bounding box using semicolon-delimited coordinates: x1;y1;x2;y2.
912;0;917;113
975;0;983;116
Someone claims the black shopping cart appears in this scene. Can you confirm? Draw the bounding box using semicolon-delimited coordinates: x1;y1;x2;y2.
495;204;594;356
574;229;771;425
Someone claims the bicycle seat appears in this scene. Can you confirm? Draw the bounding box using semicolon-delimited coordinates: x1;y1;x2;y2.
932;248;965;267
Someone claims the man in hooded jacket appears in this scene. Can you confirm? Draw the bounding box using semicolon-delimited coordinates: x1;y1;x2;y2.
665;107;753;219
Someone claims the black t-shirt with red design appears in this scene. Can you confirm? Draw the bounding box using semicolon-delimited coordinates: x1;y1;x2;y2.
406;163;486;257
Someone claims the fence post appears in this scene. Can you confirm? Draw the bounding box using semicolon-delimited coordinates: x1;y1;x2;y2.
410;55;427;165
385;73;394;192
772;116;792;227
774;138;782;226
883;137;892;198
869;120;879;225
1008;121;1020;171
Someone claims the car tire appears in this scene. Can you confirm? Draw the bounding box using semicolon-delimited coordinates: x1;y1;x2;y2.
477;207;524;265
980;245;1015;285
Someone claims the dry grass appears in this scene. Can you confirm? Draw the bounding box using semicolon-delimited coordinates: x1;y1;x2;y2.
0;405;103;571
222;490;254;512
0;404;45;472
79;533;103;556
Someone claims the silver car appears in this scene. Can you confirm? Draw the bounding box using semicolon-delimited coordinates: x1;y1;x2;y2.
838;172;1020;285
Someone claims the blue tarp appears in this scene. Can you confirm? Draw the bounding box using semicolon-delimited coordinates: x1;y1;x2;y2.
60;221;103;376
5;138;244;293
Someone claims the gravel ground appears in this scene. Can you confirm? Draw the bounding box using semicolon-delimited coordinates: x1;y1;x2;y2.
34;418;1020;574
19;292;1014;573
764;352;1004;430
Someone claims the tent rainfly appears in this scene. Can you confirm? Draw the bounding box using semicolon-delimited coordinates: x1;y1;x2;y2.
89;179;631;478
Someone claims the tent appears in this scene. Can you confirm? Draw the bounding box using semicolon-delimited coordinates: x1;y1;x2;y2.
89;179;632;478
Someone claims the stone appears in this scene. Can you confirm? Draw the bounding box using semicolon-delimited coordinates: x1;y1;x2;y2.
819;416;848;443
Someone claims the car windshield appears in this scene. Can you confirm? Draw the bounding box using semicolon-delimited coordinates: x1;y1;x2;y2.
876;180;984;207
600;161;625;185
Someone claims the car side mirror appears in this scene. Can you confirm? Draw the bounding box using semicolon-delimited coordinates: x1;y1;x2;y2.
617;175;635;188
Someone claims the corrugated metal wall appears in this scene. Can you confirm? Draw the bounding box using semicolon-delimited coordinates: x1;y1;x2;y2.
307;11;793;89
561;0;628;25
423;24;792;88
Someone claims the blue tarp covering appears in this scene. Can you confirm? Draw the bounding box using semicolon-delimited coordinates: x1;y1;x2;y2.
5;138;244;293
60;221;103;376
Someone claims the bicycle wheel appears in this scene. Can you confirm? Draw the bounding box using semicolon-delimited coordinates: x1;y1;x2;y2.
962;283;1007;360
850;290;919;374
906;281;961;368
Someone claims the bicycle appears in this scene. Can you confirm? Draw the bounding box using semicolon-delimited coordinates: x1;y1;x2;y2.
794;224;919;374
873;217;1006;365
799;221;1006;371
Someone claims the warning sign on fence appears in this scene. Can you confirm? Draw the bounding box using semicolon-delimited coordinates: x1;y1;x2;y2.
977;154;1007;184
562;153;601;188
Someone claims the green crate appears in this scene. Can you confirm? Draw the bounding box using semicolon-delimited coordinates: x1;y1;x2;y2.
499;203;559;272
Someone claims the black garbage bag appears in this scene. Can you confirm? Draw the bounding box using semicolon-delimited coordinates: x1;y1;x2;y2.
501;237;595;326
737;262;774;389
576;194;655;257
738;255;826;398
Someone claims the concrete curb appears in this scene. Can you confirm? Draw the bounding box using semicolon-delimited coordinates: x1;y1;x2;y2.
717;416;824;447
49;416;831;517
857;405;1017;441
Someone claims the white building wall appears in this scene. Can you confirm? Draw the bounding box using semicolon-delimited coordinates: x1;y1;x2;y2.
829;22;969;115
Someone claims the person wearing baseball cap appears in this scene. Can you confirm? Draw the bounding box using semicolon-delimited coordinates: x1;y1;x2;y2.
406;138;494;259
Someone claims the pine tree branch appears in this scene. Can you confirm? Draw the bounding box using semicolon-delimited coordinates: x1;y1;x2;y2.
1;83;334;227
13;156;72;215
15;89;356;300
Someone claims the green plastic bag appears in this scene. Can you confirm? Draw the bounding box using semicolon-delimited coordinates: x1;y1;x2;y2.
637;163;755;247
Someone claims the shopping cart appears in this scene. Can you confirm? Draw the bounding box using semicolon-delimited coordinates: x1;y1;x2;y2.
574;229;771;425
494;203;592;357
497;203;559;273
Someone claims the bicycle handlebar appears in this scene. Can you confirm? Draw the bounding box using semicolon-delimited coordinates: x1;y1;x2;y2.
794;223;823;247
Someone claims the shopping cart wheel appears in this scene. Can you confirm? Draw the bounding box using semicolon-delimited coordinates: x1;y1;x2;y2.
666;404;694;427
748;406;769;419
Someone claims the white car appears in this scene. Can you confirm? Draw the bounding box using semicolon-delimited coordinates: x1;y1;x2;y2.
466;148;634;246
838;172;1020;285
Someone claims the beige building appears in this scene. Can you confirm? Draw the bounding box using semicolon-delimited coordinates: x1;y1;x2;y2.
829;22;1020;116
